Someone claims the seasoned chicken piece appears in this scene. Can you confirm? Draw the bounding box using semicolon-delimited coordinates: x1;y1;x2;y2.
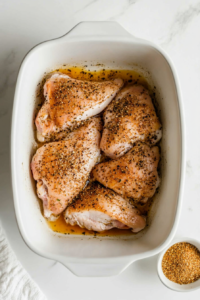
64;183;146;233
100;85;162;159
31;117;102;219
36;73;123;142
92;142;160;202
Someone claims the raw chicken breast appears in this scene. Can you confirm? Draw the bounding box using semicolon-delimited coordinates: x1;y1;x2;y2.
64;182;146;233
100;84;162;159
92;142;160;202
36;73;123;142
31;117;102;219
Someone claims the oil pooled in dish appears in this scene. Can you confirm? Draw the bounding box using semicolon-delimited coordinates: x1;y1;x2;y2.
34;66;160;237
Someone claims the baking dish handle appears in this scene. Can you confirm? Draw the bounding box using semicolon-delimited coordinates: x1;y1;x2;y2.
61;260;134;277
63;21;133;39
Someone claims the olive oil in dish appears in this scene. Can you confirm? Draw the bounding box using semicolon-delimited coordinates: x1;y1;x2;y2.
57;66;148;87
36;66;157;237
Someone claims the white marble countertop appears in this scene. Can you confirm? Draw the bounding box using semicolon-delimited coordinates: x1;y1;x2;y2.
0;0;200;299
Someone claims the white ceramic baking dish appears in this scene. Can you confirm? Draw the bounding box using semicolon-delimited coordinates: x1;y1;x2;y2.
11;21;185;277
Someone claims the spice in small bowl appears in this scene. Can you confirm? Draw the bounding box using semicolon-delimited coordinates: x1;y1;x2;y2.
162;242;200;285
157;238;200;292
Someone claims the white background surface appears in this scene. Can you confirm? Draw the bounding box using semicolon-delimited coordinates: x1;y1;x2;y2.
0;0;200;299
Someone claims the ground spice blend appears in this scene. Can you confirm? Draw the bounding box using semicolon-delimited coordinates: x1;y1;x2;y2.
162;242;200;285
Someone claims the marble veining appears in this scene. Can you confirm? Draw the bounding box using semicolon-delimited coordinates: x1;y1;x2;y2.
163;2;200;45
108;0;140;20
74;0;100;15
186;160;192;176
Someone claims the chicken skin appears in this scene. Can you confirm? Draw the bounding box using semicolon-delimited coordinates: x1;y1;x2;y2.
36;73;123;142
31;117;102;219
64;182;146;233
100;85;162;159
92;142;160;202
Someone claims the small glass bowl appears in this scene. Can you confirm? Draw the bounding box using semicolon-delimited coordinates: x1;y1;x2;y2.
157;237;200;292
